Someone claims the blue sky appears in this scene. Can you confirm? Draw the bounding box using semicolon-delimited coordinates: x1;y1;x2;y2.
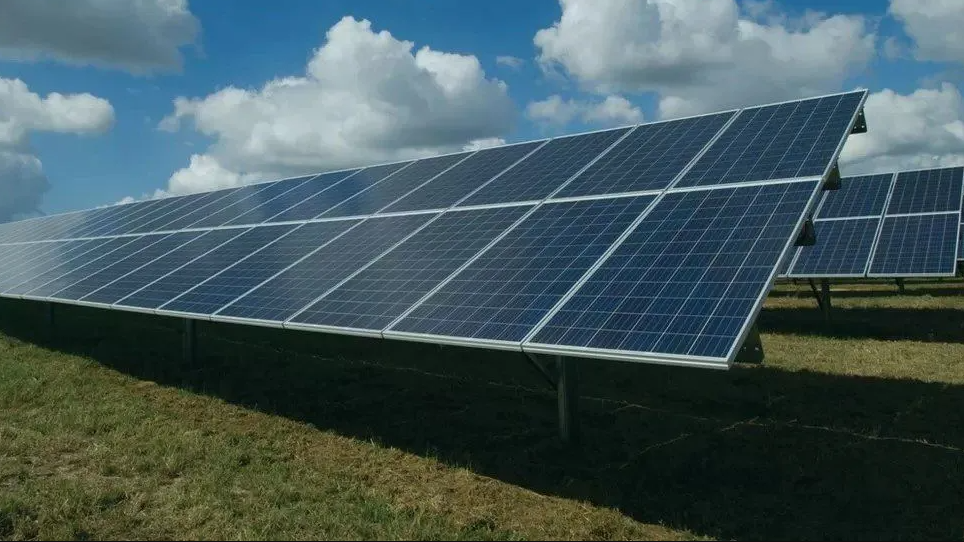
1;0;963;219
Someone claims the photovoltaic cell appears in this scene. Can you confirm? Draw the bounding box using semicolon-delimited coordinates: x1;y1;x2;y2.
6;237;137;296
94;195;193;237
185;175;318;229
555;113;735;198
459;127;632;206
129;189;238;234
289;206;532;331
216;213;434;323
24;235;163;298
869;213;960;276
118;225;296;310
381;142;544;213
816;174;894;219
678;91;865;187
787;218;879;277
225;170;359;226
51;232;204;302
84;198;176;238
529;180;820;363
320;153;472;218
159;220;360;316
391;196;654;343
147;187;249;232
82;229;245;305
268;162;412;223
886;167;964;215
0;241;91;291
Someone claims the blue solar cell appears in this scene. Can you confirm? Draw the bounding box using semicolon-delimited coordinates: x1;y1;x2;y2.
869;213;960;276
289;206;532;331
82;229;245;305
886;167;964;215
52;232;203;302
216;213;434;323
185;175;318;229
58;206;136;240
268;162;412;223
529;180;820;362
146;187;251;232
225;170;358;226
128;190;238;234
555;113;735;198
26;235;164;299
92;195;194;237
0;243;53;284
787;218;879;277
391;196;654;342
678;91;865;187
381;142;544;213
158;220;360;316
0;241;90;290
320;153;472;218
6;237;138;296
816;174;894;219
459;128;632;206
117;225;296;310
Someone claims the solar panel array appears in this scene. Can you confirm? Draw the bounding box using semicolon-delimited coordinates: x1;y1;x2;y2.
0;90;867;369
785;167;964;278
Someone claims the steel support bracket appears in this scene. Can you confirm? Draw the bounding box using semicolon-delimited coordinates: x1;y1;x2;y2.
795;217;817;247
823;163;842;191
851;108;867;134
735;324;764;364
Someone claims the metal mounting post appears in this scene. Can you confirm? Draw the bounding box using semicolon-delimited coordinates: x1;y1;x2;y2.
556;356;579;444
735;325;764;364
182;318;196;364
45;302;55;340
896;278;906;295
808;279;832;324
851;108;867;134
824;163;842;191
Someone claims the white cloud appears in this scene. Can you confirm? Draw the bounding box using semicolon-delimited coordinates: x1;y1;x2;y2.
527;94;643;126
882;36;906;60
889;0;964;64
161;16;515;195
534;0;876;119
0;77;114;222
496;55;525;69
0;0;199;73
840;83;964;174
462;138;506;151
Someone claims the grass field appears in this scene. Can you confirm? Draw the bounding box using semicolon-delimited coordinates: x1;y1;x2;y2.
1;279;963;540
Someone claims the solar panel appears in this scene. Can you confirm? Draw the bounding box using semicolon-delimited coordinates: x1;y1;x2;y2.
215;213;434;323
554;112;735;198
868;213;960;276
225;170;359;226
458;127;632;206
677;91;865;187
287;206;532;333
81;229;246;305
116;225;296;310
93;195;196;238
786;218;879;277
50;232;204;302
267;162;412;223
380;141;545;213
184;175;319;229
526;180;820;366
128;189;239;234
387;196;655;345
5;237;139;296
886;167;964;214
319;153;472;218
0;241;83;290
56;206;134;240
157;220;361;317
815;173;894;219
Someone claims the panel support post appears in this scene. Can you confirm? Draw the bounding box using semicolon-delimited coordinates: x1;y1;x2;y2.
45;302;55;340
820;278;832;325
736;325;764;364
182;318;196;364
556;356;579;445
896;278;906;295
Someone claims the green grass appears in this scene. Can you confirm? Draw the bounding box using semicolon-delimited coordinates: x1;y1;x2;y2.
1;278;963;540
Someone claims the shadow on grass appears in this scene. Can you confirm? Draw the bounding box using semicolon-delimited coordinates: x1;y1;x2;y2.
758;306;964;343
2;298;963;541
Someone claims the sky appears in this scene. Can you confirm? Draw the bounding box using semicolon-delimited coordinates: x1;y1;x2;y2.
0;0;963;221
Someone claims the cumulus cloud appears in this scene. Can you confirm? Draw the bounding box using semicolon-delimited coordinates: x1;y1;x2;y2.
462;138;506;151
161;16;515;195
535;0;876;118
496;55;525;69
527;94;643;126
0;0;199;73
889;0;964;64
840;83;964;174
0;77;114;222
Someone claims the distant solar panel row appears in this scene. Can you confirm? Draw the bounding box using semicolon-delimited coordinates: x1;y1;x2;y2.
0;90;868;368
785;166;964;278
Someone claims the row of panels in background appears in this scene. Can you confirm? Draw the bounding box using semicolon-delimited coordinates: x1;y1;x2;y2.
782;166;964;279
0;90;868;369
0;92;864;246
